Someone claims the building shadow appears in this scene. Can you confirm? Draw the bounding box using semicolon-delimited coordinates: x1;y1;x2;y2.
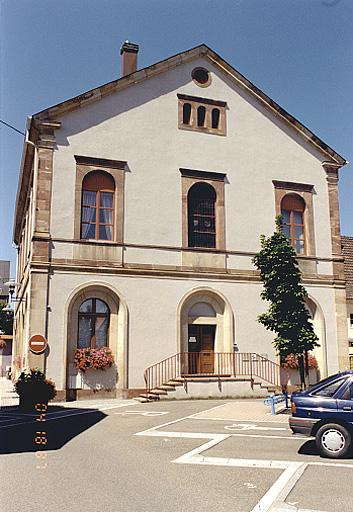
0;405;106;455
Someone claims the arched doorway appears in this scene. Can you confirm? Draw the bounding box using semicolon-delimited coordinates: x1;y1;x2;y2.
65;284;128;399
178;288;234;375
306;296;327;379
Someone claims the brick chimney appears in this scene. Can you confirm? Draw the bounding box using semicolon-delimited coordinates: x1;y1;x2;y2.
120;41;139;76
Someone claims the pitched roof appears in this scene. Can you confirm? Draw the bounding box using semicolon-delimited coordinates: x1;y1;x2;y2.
342;236;353;300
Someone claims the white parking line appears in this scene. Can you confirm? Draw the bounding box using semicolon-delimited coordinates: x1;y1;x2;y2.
135;404;353;512
224;423;287;432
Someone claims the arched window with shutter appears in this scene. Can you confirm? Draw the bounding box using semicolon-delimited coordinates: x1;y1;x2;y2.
281;194;306;254
188;182;217;248
81;171;115;240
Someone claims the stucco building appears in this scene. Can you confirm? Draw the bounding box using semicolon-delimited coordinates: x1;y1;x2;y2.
12;43;350;400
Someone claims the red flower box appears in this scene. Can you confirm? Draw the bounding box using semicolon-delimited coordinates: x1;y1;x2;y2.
74;347;114;372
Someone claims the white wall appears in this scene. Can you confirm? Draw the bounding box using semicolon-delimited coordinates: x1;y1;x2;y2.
51;57;333;265
46;272;340;390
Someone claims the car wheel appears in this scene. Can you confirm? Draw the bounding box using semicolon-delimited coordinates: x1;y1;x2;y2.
315;423;352;458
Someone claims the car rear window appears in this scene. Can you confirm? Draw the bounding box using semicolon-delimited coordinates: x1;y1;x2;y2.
311;377;348;398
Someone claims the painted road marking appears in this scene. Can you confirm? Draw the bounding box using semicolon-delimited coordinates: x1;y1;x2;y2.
114;411;168;417
0;401;137;429
224;423;287;432
135;404;353;512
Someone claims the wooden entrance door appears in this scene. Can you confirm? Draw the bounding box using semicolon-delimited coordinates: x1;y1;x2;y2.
187;325;215;374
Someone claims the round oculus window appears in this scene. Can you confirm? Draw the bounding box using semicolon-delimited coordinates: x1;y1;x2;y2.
191;67;211;86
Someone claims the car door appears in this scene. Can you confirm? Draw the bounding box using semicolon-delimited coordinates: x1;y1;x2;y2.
309;377;349;421
336;379;353;425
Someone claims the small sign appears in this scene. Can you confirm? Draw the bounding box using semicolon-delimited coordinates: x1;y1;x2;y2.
29;335;48;354
188;336;197;343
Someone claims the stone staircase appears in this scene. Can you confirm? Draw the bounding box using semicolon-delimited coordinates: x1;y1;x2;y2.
135;352;287;403
135;376;280;403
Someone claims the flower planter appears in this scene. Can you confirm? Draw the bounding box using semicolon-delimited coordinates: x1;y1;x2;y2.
15;369;56;410
74;347;115;372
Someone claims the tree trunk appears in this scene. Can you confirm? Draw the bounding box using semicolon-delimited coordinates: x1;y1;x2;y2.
298;353;306;390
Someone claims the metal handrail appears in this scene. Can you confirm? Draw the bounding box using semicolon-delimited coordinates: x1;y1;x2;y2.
144;352;288;394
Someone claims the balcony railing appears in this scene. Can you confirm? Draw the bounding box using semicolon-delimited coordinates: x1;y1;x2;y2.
144;352;288;394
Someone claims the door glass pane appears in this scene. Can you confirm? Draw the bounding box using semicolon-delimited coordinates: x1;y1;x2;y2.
78;317;92;348
95;316;109;348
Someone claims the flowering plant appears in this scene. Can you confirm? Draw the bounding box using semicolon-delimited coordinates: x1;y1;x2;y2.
15;368;57;409
74;347;114;372
281;353;318;370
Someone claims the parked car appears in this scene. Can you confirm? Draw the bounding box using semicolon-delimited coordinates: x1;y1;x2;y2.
289;370;353;458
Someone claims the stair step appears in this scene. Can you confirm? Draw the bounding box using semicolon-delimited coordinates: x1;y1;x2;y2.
150;388;168;395
157;385;176;391
167;379;184;386
134;396;151;403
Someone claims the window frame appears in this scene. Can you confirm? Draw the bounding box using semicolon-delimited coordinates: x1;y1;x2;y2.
81;173;115;241
74;155;126;244
180;168;226;252
177;94;227;136
281;194;306;255
188;182;217;249
77;298;110;349
273;180;315;257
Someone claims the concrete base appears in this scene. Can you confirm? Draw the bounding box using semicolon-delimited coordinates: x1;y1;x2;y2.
161;379;274;400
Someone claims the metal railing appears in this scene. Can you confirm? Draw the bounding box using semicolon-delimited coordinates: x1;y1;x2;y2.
144;352;288;394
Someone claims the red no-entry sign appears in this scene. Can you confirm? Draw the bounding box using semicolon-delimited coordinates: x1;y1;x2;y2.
29;335;48;354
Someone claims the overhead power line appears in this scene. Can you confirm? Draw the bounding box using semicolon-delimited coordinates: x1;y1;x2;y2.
0;119;25;136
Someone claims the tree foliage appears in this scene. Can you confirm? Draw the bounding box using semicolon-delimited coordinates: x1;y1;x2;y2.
252;216;319;356
0;301;13;335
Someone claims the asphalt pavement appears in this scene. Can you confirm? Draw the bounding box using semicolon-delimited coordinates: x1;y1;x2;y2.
0;399;352;512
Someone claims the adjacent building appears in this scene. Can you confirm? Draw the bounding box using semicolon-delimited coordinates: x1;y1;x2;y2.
11;43;350;400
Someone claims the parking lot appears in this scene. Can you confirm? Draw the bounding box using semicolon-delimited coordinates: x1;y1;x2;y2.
1;399;353;512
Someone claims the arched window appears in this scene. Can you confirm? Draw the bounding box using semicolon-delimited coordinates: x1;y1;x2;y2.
183;103;192;125
78;298;110;349
211;108;220;129
197;106;206;127
81;171;115;240
281;194;305;254
188;182;216;248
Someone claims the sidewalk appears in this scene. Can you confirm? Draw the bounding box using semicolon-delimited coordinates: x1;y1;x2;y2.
191;400;290;423
0;377;19;407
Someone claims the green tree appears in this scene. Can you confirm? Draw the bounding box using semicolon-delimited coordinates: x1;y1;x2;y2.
252;216;319;388
0;301;13;335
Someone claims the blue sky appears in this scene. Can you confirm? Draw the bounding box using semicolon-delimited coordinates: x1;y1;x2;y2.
1;0;352;273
